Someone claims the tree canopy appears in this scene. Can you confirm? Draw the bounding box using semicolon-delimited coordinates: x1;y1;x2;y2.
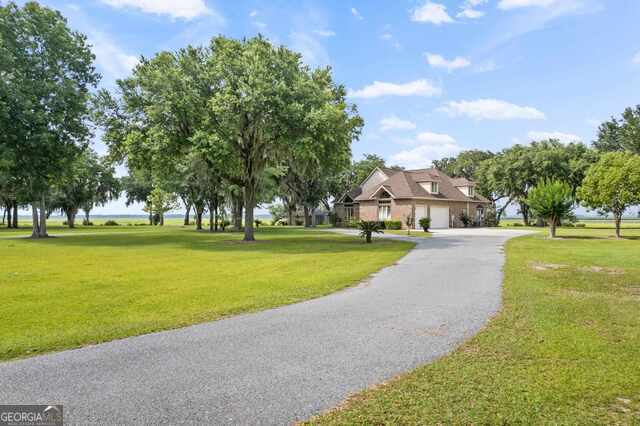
0;1;100;236
578;152;640;238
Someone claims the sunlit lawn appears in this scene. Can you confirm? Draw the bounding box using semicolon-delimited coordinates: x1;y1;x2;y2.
0;225;412;361
310;226;640;424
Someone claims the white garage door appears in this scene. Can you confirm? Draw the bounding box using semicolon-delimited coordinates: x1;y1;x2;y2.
430;206;450;229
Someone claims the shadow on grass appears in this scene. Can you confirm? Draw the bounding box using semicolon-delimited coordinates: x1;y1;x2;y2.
7;226;429;256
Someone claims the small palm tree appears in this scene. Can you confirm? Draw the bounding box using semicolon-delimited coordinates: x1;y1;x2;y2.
358;220;383;243
527;180;574;238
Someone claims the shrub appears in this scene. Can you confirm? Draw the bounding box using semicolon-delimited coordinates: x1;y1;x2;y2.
562;222;575;228
458;211;472;228
358;220;383;243
104;220;119;226
295;219;304;226
419;217;431;232
82;220;94;226
483;206;498;227
62;221;68;226
575;223;586;228
384;220;402;230
513;222;523;227
220;220;231;231
254;219;262;228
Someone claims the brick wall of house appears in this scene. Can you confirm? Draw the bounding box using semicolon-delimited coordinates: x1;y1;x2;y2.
389;199;414;228
336;199;487;227
358;200;378;221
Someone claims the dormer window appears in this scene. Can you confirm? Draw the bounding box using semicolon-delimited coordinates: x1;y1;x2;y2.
431;182;439;194
468;186;474;197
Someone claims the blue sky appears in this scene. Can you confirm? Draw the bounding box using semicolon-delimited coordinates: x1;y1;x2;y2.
15;0;640;215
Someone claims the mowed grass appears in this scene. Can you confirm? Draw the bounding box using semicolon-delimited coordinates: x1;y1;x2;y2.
310;226;640;424
382;229;432;238
0;226;412;361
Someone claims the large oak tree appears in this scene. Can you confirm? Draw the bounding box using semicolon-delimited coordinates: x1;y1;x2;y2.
0;2;99;237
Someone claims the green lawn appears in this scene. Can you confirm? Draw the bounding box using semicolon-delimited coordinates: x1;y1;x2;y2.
382;229;432;238
310;226;640;424
0;226;412;361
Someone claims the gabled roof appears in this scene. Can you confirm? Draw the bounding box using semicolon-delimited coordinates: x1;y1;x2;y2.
340;167;489;204
450;177;474;187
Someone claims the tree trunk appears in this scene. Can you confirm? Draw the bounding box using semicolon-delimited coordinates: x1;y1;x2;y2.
4;204;9;228
39;196;47;237
615;214;622;239
31;203;40;237
209;205;214;232
65;209;76;228
184;205;191;226
243;186;256;241
195;204;204;230
83;209;91;224
549;218;556;238
366;232;372;243
214;198;219;232
160;213;164;226
232;195;243;232
303;206;311;227
520;201;530;226
12;202;17;228
288;205;295;227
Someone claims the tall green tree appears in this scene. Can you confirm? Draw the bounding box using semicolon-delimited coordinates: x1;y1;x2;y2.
433;150;494;180
578;152;640;238
0;2;99;237
527;180;575;238
206;36;362;241
593;106;640;154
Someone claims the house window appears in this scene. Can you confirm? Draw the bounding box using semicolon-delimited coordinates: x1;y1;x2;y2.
378;200;391;220
468;186;475;197
431;182;439;194
344;204;354;221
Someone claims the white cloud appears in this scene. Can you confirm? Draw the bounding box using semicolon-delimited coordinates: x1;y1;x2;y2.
410;2;454;25
474;60;498;73
527;131;582;143
457;8;485;18
391;132;460;169
88;31;139;82
289;32;330;67
100;0;212;20
633;51;640;64
416;131;457;145
498;0;559;9
380;116;417;132
351;7;364;20
249;9;258;17
349;79;442;99
458;0;487;18
438;99;545;120
426;53;471;72
482;0;601;53
380;33;393;40
313;29;336;37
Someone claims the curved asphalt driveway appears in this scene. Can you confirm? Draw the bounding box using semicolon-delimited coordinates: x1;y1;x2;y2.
0;229;530;425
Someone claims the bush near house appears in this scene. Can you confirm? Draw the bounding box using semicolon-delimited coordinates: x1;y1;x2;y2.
418;217;431;232
384;220;402;230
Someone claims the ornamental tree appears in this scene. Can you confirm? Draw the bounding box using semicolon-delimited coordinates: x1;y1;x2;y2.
526;180;574;238
578;152;640;238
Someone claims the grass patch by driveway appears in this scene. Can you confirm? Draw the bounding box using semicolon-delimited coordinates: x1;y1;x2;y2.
382;230;432;238
0;226;412;361
309;227;640;424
